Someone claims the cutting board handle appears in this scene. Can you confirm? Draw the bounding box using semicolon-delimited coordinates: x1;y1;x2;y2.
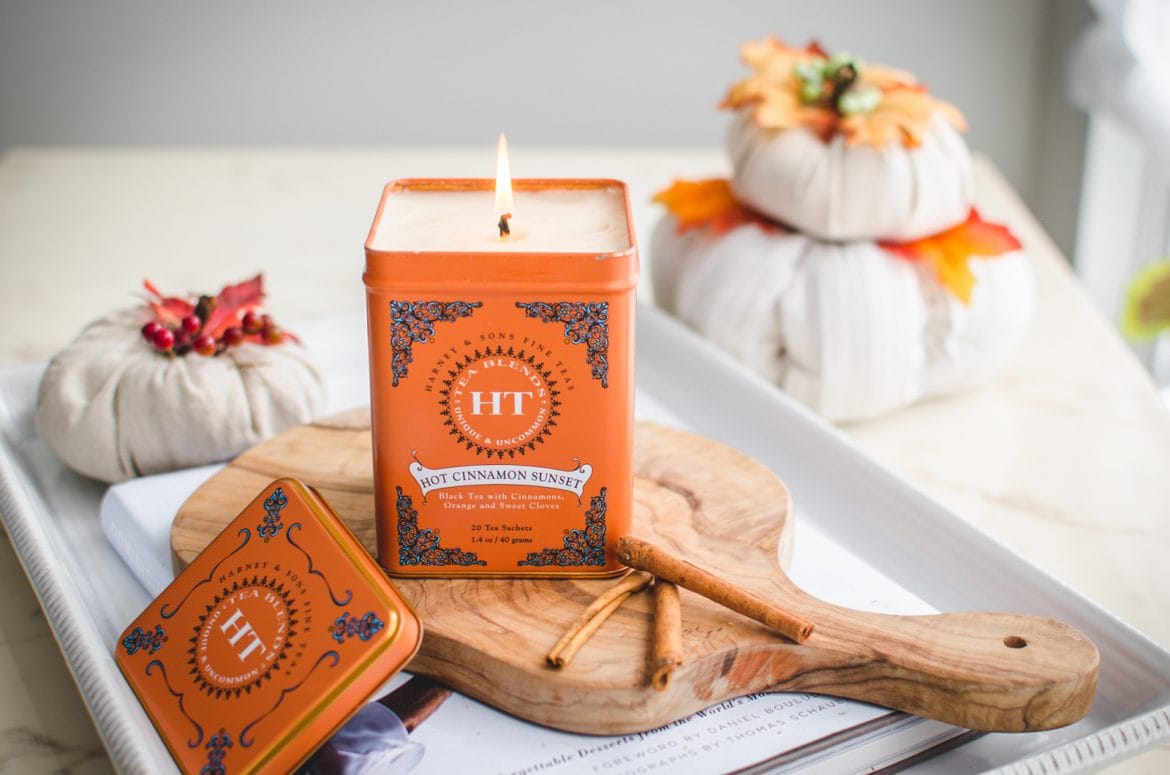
779;595;1100;732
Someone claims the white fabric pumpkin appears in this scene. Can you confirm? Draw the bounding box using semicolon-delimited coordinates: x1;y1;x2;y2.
651;216;1032;422
726;110;975;243
36;308;327;483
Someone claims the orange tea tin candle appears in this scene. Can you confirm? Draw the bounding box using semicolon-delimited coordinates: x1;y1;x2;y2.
364;177;638;577
115;479;422;774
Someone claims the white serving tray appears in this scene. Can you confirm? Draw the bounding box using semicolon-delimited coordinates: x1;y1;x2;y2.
1;305;1168;774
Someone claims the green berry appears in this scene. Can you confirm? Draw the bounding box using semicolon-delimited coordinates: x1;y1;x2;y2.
801;80;824;103
794;60;822;82
838;86;882;115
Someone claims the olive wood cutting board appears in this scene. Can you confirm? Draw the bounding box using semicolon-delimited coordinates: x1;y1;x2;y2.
173;409;1098;735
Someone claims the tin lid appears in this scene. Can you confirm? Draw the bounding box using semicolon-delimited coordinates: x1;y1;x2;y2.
115;478;422;775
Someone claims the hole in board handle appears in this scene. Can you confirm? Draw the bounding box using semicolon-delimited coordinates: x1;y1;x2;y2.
1003;635;1028;649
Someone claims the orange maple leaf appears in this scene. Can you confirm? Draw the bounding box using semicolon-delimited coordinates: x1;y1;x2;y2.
839;85;967;148
722;38;965;149
653;179;782;235
880;209;1021;303
143;279;194;327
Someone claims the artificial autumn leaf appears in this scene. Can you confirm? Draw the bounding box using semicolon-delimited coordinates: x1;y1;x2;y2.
881;209;1021;304
1122;260;1170;339
722;38;965;149
722;40;826;125
143;279;194;327
734;38;828;88
653;179;738;229
858;64;919;91
839;85;967;148
751;90;838;141
203;274;265;339
653;179;782;235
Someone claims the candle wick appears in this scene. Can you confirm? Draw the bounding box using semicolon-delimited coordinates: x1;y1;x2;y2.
498;213;512;237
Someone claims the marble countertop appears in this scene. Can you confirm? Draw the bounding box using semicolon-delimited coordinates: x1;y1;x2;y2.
0;147;1167;773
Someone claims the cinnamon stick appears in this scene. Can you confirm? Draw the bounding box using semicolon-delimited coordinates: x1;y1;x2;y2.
651;580;683;691
379;675;451;732
616;536;814;644
547;570;654;667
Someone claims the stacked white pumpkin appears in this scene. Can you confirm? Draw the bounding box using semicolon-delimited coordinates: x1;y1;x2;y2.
651;40;1032;422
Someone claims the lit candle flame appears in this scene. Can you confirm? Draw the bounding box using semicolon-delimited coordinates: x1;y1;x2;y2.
495;133;513;236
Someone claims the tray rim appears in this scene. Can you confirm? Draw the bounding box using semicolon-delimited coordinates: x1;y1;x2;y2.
633;304;1170;773
0;400;166;773
0;307;1167;773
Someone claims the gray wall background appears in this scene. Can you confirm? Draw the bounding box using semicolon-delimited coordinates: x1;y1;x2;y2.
0;0;1092;254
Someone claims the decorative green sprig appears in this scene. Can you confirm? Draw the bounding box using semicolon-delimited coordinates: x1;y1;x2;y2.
795;52;882;116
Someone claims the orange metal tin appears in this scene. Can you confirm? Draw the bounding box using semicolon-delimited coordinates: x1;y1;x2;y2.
364;178;638;577
115;479;422;775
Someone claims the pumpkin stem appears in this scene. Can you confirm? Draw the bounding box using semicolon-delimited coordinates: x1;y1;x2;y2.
829;63;858;109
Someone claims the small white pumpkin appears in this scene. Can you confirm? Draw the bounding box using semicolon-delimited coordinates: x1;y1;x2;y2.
727;110;975;242
36;308;327;482
650;216;1032;422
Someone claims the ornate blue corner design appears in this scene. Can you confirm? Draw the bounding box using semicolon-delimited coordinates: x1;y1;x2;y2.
390;300;482;386
330;611;385;643
515;301;610;387
201;729;232;775
517;487;608;567
257;487;288;542
396;486;486;566
122;624;168;655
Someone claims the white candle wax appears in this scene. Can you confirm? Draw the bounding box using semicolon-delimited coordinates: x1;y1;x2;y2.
370;185;631;254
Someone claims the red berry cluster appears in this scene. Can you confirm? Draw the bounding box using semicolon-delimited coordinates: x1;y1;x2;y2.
140;298;285;357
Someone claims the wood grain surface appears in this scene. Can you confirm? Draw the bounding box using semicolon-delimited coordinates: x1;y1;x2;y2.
173;409;1099;735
